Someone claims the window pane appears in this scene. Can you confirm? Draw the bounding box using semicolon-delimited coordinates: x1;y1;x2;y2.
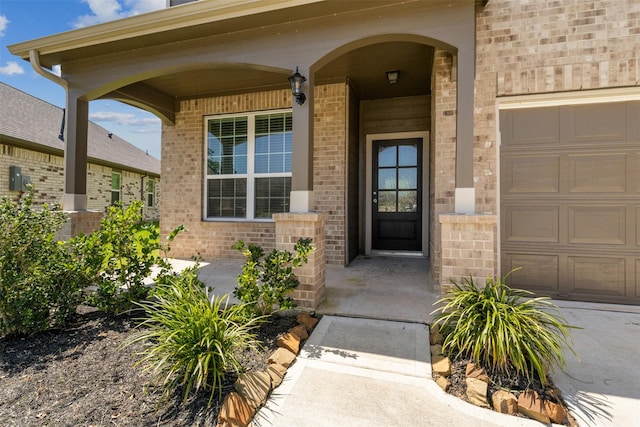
254;112;293;174
377;191;396;212
254;177;290;218
398;191;417;212
207;178;246;218
111;173;120;190
378;169;396;190
398;168;417;189
255;153;269;173
207;117;247;176
378;146;396;167
270;153;284;173
398;145;417;166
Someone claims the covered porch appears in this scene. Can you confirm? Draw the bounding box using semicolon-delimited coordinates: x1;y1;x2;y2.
171;254;438;324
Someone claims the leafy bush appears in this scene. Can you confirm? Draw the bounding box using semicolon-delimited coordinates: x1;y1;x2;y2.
0;187;86;335
81;201;183;314
233;238;312;316
124;267;263;405
431;270;575;385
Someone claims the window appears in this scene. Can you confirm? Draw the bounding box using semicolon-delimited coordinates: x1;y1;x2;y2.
111;172;121;204
147;178;154;207
205;110;292;219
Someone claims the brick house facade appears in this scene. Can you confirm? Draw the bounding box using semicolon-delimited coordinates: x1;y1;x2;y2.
9;0;640;306
0;83;160;222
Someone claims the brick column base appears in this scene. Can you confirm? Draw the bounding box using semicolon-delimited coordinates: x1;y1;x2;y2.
439;213;497;290
56;211;103;241
273;212;327;309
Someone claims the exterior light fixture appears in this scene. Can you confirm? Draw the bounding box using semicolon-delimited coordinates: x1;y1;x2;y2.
386;70;399;85
288;67;307;105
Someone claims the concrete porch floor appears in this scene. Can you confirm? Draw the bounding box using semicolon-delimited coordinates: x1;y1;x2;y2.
170;254;439;323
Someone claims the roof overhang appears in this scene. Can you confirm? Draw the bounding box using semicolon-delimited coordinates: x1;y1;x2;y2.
8;0;481;68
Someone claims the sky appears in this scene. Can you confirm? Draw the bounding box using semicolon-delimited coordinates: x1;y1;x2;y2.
0;0;166;159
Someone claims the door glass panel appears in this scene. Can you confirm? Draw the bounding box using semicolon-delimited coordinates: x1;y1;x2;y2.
398;145;417;166
398;168;417;189
378;169;396;190
378;191;396;212
398;191;417;212
378;146;397;167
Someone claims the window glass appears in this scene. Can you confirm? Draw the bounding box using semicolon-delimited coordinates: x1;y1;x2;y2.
147;179;154;207
111;172;120;205
205;111;292;219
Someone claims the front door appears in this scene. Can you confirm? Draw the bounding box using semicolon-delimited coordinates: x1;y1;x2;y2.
372;138;422;251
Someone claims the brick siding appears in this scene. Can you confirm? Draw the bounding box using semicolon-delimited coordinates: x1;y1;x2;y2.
0;143;159;221
162;84;348;264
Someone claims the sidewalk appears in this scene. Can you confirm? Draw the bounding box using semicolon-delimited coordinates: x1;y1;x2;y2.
173;256;640;426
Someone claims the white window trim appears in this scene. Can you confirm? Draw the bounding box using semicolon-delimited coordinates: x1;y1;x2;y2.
203;109;292;221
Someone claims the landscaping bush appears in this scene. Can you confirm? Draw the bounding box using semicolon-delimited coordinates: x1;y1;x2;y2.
81;201;183;314
431;270;575;386
124;266;264;405
0;188;86;335
233;238;312;317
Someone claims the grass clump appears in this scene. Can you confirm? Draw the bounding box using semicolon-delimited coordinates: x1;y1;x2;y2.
431;270;575;386
124;266;264;405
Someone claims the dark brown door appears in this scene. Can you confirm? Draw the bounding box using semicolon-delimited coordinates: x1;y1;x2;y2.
372;138;422;251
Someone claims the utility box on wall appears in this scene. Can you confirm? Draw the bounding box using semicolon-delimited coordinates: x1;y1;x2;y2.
9;166;21;191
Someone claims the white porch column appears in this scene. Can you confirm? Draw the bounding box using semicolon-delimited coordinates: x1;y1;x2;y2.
290;66;314;212
62;90;89;211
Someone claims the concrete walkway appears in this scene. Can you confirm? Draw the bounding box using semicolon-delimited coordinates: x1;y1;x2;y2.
168;255;640;427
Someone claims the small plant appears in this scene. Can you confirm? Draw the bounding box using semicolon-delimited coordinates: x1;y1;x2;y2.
0;187;86;335
81;201;183;314
431;270;575;386
123;266;263;405
233;238;312;316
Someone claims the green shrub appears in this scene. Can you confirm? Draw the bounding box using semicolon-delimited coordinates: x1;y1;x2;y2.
0;187;86;335
431;270;575;385
233;238;312;316
81;201;183;314
124;267;263;405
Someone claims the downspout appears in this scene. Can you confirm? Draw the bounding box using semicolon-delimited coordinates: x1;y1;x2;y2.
29;49;68;89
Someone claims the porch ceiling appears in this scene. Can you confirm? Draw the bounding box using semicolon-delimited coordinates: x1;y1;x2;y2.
126;41;433;102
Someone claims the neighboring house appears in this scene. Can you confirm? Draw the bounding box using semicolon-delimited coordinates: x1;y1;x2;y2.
0;83;160;221
8;0;640;306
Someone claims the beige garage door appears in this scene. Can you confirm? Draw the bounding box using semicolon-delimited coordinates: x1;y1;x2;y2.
500;101;640;305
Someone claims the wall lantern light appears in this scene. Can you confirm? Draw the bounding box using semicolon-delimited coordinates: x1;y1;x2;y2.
386;70;399;85
288;67;307;105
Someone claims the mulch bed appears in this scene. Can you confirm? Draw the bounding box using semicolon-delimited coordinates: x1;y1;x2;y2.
0;306;298;427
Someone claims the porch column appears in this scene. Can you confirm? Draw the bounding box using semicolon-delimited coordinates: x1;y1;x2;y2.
290;66;314;212
454;47;475;214
273;212;327;309
62;90;89;211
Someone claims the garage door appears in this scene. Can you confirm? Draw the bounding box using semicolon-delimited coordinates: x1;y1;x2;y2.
500;101;640;305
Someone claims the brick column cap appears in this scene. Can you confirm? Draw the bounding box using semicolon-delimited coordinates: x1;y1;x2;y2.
439;213;496;224
273;212;328;222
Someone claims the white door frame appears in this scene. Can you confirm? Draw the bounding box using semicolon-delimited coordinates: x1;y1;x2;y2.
365;131;430;255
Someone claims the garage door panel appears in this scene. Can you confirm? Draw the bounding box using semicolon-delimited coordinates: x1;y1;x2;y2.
504;108;560;145
504;206;559;243
500;101;640;305
567;256;626;297
502;155;559;193
566;103;627;143
568;205;626;245
568;153;627;193
504;253;559;293
635;260;640;298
